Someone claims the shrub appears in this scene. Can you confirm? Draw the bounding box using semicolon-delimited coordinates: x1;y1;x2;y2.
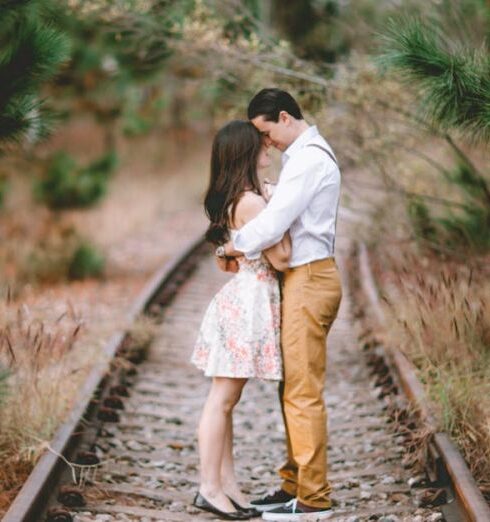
34;150;118;209
21;229;105;283
68;242;105;280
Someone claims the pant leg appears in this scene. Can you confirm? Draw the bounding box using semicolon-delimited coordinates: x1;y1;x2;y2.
280;259;342;508
278;379;298;496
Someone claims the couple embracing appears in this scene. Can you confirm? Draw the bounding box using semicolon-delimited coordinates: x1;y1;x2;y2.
190;88;342;520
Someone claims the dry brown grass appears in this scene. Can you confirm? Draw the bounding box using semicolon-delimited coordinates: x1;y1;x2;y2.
0;297;94;511
379;249;490;495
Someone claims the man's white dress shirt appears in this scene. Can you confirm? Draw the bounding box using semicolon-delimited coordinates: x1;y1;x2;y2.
233;125;340;268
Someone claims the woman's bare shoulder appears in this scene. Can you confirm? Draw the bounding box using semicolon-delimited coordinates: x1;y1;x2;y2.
234;191;266;227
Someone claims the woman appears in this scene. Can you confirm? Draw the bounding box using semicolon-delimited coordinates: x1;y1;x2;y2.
191;120;291;520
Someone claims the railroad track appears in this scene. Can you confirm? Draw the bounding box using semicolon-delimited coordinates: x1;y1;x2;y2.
3;234;487;521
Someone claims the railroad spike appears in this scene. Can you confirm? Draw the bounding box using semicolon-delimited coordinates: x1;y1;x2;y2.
46;508;73;522
57;486;86;508
110;384;130;397
97;406;120;422
103;395;125;410
75;451;100;466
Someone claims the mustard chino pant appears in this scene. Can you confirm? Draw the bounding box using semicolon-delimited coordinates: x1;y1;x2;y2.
278;257;342;508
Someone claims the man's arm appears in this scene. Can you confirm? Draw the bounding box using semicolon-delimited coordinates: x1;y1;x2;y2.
225;156;325;257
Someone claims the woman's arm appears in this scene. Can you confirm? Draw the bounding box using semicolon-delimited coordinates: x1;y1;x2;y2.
234;192;291;272
263;231;291;272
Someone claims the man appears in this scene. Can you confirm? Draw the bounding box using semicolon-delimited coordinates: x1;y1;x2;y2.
218;88;342;520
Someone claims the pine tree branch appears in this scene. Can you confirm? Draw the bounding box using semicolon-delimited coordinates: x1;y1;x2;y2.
379;15;490;143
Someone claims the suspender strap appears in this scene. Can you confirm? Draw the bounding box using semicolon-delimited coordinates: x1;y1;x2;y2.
306;143;340;255
307;143;338;165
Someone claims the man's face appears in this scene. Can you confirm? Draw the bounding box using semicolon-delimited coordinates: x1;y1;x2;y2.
251;113;293;152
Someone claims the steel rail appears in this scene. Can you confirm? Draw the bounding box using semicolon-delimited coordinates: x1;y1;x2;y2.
358;241;490;522
2;231;207;522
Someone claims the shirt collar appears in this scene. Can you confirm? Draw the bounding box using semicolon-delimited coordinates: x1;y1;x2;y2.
282;125;319;162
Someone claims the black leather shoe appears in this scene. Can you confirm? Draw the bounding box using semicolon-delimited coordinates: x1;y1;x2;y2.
250;488;295;512
228;496;261;518
193;492;251;520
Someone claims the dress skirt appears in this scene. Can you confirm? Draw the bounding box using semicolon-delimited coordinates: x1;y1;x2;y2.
191;256;283;380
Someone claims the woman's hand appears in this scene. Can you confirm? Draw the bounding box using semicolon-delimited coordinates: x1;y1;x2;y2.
215;256;239;273
262;178;276;202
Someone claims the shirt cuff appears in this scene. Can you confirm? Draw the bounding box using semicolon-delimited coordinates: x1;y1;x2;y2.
244;250;261;260
232;236;261;260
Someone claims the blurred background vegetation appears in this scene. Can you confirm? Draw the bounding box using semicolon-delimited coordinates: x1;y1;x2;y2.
0;0;489;506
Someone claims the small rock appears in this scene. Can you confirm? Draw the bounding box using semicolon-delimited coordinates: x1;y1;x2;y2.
168;500;185;512
428;513;444;521
166;416;183;425
150;459;166;467
168;441;185;450
381;475;396;484
407;475;426;488
344;478;360;488
126;440;144;451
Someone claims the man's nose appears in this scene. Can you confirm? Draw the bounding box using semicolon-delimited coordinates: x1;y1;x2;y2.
263;136;273;147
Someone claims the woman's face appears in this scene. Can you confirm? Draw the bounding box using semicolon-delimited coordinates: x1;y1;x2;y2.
257;144;272;170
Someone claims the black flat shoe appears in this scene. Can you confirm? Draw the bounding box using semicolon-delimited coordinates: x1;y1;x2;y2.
228;497;261;518
193;492;251;520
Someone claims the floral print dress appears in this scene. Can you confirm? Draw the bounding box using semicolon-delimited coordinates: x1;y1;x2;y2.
191;231;283;381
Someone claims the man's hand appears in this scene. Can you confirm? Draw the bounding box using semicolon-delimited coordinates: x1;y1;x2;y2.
215;256;239;273
223;240;242;258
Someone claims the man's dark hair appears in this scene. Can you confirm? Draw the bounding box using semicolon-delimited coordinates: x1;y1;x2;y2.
247;88;303;122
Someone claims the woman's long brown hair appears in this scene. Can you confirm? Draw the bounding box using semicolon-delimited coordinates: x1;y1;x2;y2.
204;120;263;245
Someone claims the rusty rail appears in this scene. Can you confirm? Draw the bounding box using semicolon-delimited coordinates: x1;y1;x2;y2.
2;232;207;522
358;242;490;522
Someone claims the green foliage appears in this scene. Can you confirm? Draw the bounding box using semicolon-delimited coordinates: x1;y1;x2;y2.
68;242;105;280
408;197;438;244
409;162;490;254
0;0;71;146
0;174;8;208
379;8;490;255
272;0;349;63
0;367;9;404
53;0;194;96
379;15;490;142
121;87;165;136
35;150;118;209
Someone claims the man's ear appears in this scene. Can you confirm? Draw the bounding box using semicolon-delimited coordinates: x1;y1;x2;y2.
279;111;290;125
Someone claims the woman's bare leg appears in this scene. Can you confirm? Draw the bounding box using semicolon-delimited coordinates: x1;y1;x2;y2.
221;413;249;506
198;377;247;512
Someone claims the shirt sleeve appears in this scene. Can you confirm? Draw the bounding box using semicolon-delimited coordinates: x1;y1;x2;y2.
233;155;325;258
